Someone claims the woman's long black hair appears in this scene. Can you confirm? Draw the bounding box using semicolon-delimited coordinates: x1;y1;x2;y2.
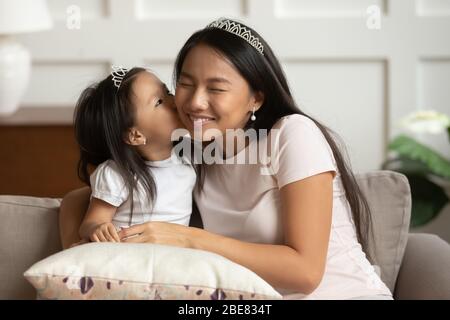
174;19;376;263
74;67;156;224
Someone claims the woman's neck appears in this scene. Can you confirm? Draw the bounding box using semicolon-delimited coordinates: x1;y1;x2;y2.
214;132;251;159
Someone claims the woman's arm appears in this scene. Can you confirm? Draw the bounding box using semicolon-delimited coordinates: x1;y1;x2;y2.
59;186;91;249
119;171;334;294
79;198;120;242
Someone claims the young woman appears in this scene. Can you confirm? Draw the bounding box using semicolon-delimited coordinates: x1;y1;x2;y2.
60;18;392;300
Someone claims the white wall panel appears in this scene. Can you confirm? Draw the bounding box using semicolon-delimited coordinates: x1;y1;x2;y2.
142;60;175;91
418;59;450;114
135;0;246;20
417;58;450;157
22;62;109;106
275;0;386;18
47;0;108;20
283;60;386;172
416;0;450;16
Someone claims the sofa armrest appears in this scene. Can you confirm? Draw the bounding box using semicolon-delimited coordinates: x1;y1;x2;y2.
394;233;450;299
0;195;62;299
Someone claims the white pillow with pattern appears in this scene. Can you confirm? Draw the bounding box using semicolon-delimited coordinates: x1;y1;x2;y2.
24;242;282;300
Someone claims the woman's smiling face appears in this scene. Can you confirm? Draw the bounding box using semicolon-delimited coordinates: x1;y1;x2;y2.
174;44;263;141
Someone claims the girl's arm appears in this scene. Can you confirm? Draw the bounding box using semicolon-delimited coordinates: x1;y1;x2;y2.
59;187;91;249
79;197;120;242
120;172;334;294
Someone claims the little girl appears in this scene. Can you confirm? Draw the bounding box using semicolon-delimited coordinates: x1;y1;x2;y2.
74;66;196;243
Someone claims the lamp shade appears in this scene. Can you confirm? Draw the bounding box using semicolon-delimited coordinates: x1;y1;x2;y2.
0;0;53;34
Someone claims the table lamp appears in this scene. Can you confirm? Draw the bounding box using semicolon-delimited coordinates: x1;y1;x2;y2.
0;0;53;115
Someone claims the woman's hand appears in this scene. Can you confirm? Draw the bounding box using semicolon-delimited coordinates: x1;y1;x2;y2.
118;222;199;249
90;222;121;243
69;238;89;248
59;187;91;249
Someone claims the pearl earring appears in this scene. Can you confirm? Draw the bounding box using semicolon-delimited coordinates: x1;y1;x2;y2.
251;106;256;121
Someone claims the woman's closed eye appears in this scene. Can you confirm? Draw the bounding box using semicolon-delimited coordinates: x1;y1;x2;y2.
178;82;193;87
208;87;227;93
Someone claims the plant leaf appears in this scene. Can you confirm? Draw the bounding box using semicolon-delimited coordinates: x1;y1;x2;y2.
405;175;449;227
381;157;432;176
388;135;450;179
448;126;450;144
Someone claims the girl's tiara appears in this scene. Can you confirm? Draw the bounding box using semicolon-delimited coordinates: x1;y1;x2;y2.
111;65;129;89
206;18;264;56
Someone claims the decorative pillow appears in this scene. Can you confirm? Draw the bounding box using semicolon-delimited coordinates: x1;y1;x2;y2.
24;242;282;300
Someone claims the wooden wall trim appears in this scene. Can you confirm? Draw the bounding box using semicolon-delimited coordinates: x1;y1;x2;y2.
0;125;85;198
0;107;74;126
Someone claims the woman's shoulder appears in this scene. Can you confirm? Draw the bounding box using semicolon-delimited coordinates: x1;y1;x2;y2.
268;113;337;166
272;113;319;131
265;113;339;188
270;113;324;140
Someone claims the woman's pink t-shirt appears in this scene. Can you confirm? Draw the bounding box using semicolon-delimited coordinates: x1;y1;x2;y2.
194;114;392;299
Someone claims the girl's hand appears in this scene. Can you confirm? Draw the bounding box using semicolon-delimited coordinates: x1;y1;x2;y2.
118;221;198;249
90;222;121;243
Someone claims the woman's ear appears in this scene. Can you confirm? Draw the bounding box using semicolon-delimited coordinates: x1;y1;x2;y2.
125;128;147;146
252;91;265;111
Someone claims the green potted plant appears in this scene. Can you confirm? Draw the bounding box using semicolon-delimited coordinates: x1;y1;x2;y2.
382;110;450;227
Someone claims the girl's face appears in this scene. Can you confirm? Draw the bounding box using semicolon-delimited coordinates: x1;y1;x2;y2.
130;71;183;147
175;44;263;141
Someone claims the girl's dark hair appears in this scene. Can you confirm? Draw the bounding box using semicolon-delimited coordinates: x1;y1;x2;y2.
174;19;376;263
74;67;156;224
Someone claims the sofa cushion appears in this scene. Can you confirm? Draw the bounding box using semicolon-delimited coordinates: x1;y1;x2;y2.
356;171;411;293
0;195;62;299
24;242;282;300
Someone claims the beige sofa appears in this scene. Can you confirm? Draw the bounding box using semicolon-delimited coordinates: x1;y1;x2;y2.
1;171;450;300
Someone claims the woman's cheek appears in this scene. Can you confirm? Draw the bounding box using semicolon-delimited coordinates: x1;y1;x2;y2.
174;88;184;108
174;97;186;119
176;105;191;129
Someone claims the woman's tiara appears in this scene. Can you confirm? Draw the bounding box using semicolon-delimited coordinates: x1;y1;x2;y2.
206;18;264;56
